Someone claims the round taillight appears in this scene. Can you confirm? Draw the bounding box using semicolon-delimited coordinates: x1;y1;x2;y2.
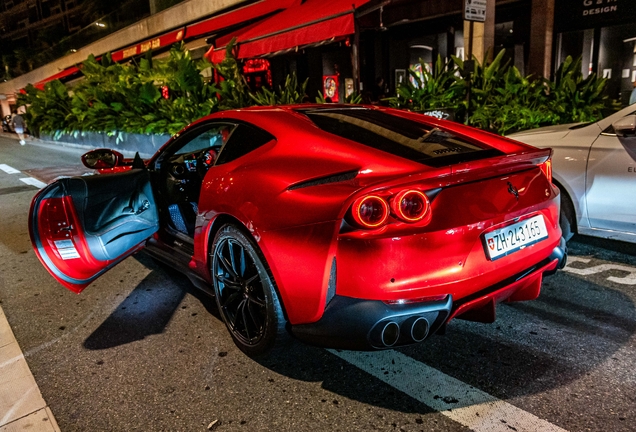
351;195;389;229
392;190;429;222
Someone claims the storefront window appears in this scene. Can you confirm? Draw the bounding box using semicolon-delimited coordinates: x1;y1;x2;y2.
494;21;526;74
557;23;636;104
555;0;636;104
407;31;462;88
599;23;636;104
556;29;594;77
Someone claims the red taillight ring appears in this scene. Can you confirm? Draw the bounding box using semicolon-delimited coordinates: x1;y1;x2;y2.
351;195;389;228
391;190;430;222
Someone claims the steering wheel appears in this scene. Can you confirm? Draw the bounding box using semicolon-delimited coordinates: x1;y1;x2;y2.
169;162;187;178
201;149;218;168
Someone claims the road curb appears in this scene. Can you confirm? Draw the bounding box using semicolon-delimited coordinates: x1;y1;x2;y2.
0;132;152;158
0;306;60;432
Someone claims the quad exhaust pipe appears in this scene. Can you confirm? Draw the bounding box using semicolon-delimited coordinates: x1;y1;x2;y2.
380;321;400;347
370;316;431;347
404;316;429;342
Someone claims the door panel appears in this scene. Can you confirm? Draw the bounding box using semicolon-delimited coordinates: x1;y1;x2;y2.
29;169;159;293
585;134;636;234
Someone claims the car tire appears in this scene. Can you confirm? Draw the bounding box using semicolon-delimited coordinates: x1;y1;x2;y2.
210;224;289;357
559;188;576;242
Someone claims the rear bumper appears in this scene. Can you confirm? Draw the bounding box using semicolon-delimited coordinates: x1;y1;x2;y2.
291;295;452;350
290;238;567;350
449;237;567;323
544;236;568;275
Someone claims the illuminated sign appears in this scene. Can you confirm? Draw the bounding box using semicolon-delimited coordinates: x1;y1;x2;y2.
464;0;487;22
122;47;138;58
555;0;636;30
140;38;161;53
323;75;339;102
112;28;184;61
582;0;618;16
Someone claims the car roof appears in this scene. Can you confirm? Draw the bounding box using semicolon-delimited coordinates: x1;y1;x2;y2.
182;104;536;159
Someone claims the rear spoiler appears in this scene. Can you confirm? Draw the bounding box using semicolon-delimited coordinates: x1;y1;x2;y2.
353;148;552;196
450;148;552;178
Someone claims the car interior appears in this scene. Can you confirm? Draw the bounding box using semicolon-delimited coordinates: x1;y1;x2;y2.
149;120;275;239
156;123;236;237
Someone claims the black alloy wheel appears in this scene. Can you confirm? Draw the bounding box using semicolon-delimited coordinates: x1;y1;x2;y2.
211;225;287;356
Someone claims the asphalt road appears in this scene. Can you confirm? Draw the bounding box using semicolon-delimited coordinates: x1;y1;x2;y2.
0;135;635;431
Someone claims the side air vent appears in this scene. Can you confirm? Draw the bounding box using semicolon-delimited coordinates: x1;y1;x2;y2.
325;257;337;307
287;170;358;191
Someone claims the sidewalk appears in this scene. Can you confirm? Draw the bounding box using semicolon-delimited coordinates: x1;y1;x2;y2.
0;306;60;432
0;137;61;431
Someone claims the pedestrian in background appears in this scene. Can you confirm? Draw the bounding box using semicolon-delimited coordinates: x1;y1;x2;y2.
11;111;26;145
372;77;387;103
630;80;636;106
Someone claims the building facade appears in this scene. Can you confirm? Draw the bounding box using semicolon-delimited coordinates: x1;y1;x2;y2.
0;0;152;80
554;0;636;104
1;0;635;118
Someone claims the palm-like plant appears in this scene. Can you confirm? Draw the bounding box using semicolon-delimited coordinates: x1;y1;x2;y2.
548;56;611;124
388;54;465;112
18;43;618;139
250;72;308;106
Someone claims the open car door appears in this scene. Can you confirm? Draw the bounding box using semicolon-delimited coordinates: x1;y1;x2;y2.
29;169;159;293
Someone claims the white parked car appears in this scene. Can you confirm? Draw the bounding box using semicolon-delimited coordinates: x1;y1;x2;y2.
510;104;636;244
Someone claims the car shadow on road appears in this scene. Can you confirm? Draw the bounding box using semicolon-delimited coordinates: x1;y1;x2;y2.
254;343;445;415
83;254;191;350
83;252;223;351
251;270;636;409
569;234;636;261
81;250;636;418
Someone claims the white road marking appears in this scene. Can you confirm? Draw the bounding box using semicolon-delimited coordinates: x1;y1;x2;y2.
19;178;47;189
0;164;20;174
564;256;636;285
330;350;568;432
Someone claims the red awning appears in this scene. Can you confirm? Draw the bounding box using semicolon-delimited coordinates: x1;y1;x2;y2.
205;20;266;62
31;1;304;90
209;0;371;63
33;66;81;90
186;0;298;39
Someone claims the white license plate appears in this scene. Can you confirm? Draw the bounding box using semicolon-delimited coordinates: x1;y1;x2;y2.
483;215;548;260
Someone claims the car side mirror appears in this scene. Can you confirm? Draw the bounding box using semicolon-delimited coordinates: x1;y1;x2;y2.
612;115;636;136
81;148;124;169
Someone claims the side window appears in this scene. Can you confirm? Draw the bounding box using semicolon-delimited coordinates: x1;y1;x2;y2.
215;123;275;165
173;123;235;156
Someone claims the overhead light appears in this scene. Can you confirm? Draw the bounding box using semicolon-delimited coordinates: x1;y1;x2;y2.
70;48;77;53
95;22;105;28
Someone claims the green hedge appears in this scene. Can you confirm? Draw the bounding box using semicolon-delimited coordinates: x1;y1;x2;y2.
19;41;309;139
388;50;617;135
19;42;617;138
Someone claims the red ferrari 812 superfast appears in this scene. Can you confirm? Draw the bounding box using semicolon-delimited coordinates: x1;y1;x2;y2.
29;105;567;356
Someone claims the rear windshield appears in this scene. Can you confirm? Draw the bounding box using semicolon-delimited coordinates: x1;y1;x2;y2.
299;108;503;167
